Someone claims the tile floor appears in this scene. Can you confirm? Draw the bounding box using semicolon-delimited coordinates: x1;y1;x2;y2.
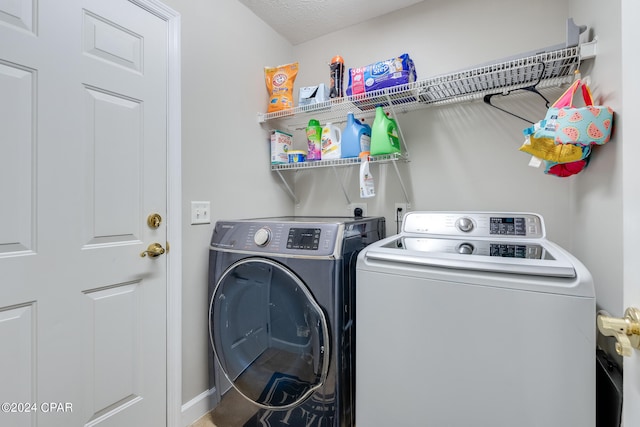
189;388;258;427
190;411;216;427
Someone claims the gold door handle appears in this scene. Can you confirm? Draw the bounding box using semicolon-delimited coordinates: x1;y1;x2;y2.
597;307;640;357
140;242;166;258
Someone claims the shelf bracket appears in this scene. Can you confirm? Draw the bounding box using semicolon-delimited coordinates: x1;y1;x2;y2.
384;93;411;158
274;169;299;205
391;160;411;205
331;166;352;205
579;38;597;60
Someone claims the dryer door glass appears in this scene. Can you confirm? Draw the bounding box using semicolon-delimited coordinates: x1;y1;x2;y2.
210;257;330;409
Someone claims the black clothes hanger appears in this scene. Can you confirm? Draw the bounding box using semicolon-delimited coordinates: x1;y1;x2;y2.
483;61;550;124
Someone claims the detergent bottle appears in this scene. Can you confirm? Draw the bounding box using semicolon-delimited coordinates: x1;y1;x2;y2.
341;112;371;158
321;122;342;160
306;119;322;160
370;106;401;156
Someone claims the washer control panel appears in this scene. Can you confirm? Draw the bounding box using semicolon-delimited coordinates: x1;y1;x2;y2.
397;237;550;259
403;212;544;239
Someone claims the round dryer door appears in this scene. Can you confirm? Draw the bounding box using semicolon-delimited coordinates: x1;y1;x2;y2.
209;257;330;409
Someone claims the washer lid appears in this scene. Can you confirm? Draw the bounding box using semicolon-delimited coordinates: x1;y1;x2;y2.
366;236;576;278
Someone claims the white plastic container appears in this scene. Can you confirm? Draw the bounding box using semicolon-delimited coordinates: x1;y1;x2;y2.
321;123;342;160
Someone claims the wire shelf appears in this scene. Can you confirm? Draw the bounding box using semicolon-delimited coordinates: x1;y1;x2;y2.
418;46;581;105
270;152;406;171
265;42;594;204
258;44;586;129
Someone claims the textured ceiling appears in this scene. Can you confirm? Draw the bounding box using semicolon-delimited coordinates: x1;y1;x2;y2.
237;0;426;45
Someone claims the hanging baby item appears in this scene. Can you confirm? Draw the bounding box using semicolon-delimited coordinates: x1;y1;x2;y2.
519;77;614;177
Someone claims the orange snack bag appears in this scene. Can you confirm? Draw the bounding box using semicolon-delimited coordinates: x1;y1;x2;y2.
264;62;298;113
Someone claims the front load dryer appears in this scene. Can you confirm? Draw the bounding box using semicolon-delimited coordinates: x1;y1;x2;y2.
355;211;595;427
208;216;385;427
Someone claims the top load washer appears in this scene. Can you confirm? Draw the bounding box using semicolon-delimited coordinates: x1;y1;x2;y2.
355;212;595;427
209;216;385;427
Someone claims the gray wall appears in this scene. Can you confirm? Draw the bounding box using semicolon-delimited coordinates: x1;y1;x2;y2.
161;0;294;417
292;0;623;318
290;0;623;317
164;0;623;423
290;0;575;246
568;0;622;323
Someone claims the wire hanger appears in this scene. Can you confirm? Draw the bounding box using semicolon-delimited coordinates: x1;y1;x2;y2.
483;61;550;124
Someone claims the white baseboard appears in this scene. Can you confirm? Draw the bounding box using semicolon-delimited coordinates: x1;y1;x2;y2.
181;387;217;427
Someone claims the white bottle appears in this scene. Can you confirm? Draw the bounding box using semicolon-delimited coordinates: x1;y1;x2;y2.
321;123;342;160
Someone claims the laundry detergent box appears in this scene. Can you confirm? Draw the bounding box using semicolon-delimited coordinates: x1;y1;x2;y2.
346;53;417;96
270;130;292;164
298;84;330;108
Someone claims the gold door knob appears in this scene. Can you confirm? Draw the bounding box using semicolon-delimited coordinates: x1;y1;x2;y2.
597;307;640;357
140;242;166;258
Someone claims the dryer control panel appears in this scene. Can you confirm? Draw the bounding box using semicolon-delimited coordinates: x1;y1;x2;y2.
211;216;386;258
402;212;544;239
211;221;339;256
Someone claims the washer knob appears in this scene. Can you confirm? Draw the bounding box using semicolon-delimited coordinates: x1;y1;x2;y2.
254;227;271;246
456;217;474;233
458;243;474;255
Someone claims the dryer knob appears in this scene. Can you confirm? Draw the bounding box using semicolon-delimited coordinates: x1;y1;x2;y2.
456;217;474;233
254;227;271;246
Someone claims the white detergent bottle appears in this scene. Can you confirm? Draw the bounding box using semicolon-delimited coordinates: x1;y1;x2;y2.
321;123;342;160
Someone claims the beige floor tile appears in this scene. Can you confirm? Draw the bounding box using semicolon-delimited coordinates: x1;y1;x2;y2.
190;411;216;427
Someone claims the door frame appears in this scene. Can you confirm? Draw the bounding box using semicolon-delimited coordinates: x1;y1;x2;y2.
622;1;640;425
127;1;182;426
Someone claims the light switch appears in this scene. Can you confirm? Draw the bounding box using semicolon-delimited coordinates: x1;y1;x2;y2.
191;201;211;224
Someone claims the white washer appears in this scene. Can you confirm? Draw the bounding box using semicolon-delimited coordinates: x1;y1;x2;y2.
356;212;595;427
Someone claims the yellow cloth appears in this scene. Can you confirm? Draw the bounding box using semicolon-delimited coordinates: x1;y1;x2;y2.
519;135;585;163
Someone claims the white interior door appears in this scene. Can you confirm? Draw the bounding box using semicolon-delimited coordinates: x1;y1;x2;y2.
0;1;169;426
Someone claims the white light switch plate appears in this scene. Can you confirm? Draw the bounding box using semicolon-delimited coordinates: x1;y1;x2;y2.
191;201;211;224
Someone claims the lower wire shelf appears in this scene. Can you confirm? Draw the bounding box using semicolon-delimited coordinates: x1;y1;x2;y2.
271;153;410;206
270;152;406;171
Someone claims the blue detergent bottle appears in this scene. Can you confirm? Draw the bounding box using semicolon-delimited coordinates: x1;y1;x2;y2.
341;112;372;158
370;106;401;156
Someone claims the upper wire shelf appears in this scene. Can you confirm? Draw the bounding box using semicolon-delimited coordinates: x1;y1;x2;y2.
258;42;594;130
